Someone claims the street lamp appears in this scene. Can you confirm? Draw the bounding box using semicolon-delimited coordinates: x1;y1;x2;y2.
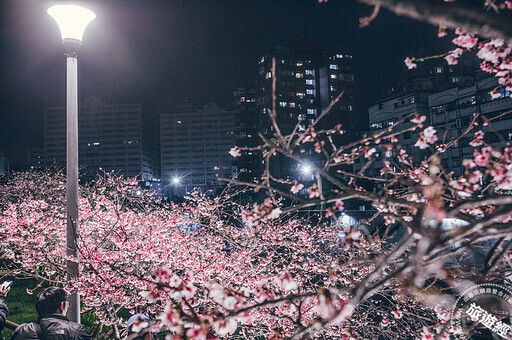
48;4;96;324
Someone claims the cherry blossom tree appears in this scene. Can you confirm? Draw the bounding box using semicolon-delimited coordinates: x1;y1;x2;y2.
0;171;438;339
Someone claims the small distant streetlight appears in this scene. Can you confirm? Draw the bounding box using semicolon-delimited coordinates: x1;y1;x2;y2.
301;164;312;175
172;177;180;184
47;4;96;324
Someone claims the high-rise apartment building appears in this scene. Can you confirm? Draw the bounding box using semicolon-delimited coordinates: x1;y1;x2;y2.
44;97;155;181
233;86;260;184
255;46;356;134
160;102;236;198
245;45;356;181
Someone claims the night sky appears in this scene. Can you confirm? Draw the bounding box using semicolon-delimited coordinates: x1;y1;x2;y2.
0;0;442;148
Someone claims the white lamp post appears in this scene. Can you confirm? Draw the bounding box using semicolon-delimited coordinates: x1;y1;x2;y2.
48;4;95;324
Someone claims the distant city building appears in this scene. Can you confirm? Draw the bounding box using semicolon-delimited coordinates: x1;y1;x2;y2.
384;48;476;98
0;150;7;177
44;97;155;181
236;44;357;183
233;86;260;184
160;102;236;198
256;45;356;136
1;145;44;174
354;70;512;179
429;73;512;176
353;91;432;177
318;53;356;130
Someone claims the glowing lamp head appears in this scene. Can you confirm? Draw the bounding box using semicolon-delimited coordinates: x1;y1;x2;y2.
172;177;180;184
47;5;96;42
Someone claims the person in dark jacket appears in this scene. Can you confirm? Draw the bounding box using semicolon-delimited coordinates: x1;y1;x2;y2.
0;283;11;340
11;286;91;340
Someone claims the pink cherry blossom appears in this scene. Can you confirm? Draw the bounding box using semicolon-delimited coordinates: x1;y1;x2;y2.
469;130;485;147
229;146;242;157
392;309;403;319
308;184;321;198
275;272;298;292
473;149;489;167
335;199;344;211
452;33;478;49
411;114;427;127
213;318;237;336
365;147;377;158
290;182;304;194
420;326;435;340
468;170;483;184
404;57;417;69
444;48;464;65
491;167;506;182
463;159;477;168
415;126;438;149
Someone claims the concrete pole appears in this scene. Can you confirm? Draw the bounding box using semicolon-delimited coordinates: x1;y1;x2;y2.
48;3;96;324
66;53;80;324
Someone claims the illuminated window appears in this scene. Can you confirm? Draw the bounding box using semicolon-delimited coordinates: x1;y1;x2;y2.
330;86;336;91
306;89;314;95
265;71;271;79
330;74;337;79
298;124;306;132
289;102;296;108
296;61;303;66
306;79;314;85
330;64;338;70
296;92;305;98
279;101;287;107
370;122;383;130
305;70;314;76
298;114;306;121
336;54;343;58
307;109;316;115
295;72;303;79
